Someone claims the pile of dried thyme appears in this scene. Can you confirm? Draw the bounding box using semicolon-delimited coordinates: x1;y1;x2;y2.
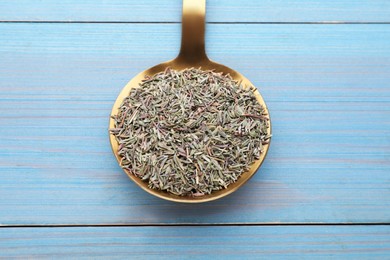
110;68;270;196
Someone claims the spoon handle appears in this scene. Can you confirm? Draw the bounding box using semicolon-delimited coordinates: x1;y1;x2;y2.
177;0;209;63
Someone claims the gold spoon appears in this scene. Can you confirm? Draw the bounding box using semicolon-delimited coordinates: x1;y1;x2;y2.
109;0;271;203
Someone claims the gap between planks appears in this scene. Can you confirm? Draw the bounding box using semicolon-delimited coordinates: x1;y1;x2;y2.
0;21;390;24
1;223;390;228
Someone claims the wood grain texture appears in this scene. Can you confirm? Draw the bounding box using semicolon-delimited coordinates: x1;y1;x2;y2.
1;226;389;259
0;23;389;225
0;0;390;22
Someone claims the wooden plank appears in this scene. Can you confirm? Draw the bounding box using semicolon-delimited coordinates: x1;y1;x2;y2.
1;226;389;258
0;0;390;23
0;23;389;225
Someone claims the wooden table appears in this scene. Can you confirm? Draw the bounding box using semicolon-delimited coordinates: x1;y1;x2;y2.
1;1;389;258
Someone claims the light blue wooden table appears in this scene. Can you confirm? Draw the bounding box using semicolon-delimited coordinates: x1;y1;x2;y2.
1;0;389;258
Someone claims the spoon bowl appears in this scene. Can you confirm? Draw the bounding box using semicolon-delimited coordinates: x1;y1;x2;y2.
109;0;271;203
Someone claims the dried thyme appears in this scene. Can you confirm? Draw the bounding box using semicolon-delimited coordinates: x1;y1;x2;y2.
111;68;270;196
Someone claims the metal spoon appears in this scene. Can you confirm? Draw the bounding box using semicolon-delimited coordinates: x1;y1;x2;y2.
109;0;271;203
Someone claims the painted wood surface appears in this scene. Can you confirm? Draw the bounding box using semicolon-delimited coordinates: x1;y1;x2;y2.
0;23;389;225
0;0;390;23
1;0;389;257
1;225;389;259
